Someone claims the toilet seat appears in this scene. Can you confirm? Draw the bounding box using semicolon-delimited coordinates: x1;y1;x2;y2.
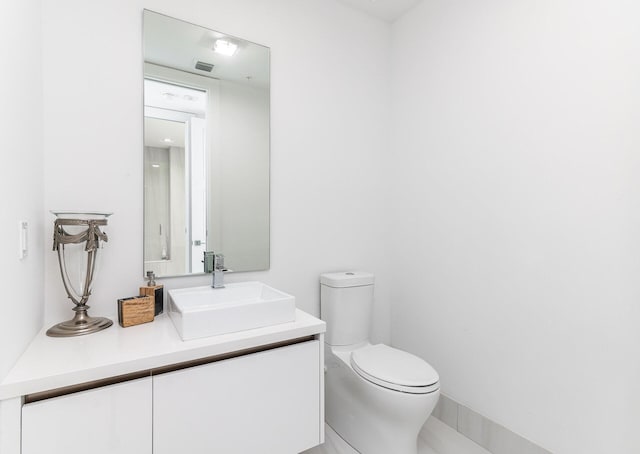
350;344;439;394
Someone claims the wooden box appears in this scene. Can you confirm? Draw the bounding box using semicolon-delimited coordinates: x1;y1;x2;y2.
118;295;154;327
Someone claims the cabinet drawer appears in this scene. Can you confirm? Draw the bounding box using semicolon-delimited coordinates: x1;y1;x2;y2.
22;377;152;454
153;340;321;454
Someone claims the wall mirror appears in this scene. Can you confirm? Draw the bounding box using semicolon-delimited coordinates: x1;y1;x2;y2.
143;10;270;277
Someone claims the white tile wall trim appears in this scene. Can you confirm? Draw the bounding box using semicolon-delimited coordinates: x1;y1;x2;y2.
432;395;553;454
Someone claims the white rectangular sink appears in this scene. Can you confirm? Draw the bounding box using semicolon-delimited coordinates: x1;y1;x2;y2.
168;282;296;340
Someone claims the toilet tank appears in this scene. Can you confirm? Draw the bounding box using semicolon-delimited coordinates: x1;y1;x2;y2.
320;272;374;346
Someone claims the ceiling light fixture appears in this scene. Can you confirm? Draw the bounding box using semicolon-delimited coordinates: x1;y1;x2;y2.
163;138;173;143
213;39;238;56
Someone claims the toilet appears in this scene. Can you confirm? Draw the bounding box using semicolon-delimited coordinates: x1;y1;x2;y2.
321;271;440;454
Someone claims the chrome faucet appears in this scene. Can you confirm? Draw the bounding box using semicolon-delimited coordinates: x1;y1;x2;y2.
203;251;226;288
209;252;226;289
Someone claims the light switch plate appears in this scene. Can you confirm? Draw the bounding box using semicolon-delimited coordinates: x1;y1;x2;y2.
19;220;28;259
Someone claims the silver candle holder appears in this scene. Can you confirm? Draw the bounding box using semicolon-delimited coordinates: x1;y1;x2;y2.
47;211;113;337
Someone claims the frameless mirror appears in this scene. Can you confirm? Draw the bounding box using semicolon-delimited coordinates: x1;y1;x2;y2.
143;10;270;277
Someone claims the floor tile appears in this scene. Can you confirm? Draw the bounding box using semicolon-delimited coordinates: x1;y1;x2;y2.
421;417;491;454
303;417;491;454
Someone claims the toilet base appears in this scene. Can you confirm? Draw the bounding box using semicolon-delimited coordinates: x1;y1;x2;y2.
325;346;439;454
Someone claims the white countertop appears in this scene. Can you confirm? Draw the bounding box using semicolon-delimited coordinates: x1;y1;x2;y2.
0;309;325;400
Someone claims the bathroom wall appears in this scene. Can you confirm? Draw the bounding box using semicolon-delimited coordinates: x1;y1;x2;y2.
41;0;391;343
390;1;640;453
0;0;44;379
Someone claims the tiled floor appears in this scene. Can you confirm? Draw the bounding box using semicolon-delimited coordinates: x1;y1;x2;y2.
303;417;491;454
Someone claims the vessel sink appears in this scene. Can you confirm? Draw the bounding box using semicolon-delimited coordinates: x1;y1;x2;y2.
168;282;296;340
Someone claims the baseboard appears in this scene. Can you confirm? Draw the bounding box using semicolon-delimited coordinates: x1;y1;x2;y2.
432;394;553;454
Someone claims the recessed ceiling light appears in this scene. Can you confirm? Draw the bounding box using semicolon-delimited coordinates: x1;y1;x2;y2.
152;164;160;168
213;39;238;56
163;138;173;143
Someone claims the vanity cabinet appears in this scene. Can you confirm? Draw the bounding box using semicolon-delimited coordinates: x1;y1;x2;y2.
0;310;325;454
154;340;321;453
21;377;152;454
18;341;321;454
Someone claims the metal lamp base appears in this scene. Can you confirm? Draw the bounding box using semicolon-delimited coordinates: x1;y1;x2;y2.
46;306;113;337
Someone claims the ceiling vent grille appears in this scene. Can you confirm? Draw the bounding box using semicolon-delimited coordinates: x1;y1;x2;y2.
195;61;214;72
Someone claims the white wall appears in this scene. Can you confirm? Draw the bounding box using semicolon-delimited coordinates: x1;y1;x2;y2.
41;0;391;343
0;0;44;379
390;1;640;453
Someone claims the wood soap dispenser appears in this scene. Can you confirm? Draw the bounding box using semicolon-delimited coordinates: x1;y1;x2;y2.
140;271;164;316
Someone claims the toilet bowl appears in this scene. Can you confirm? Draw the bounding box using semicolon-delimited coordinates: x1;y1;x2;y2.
321;272;440;454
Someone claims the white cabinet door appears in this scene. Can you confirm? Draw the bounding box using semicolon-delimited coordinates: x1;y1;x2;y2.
22;377;152;454
154;340;321;454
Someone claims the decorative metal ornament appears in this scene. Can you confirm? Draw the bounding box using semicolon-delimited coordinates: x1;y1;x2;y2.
47;212;113;337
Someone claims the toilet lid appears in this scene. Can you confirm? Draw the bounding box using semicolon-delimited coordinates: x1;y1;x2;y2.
350;344;439;394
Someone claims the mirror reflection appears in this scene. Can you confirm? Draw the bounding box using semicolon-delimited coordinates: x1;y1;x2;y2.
143;10;270;277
